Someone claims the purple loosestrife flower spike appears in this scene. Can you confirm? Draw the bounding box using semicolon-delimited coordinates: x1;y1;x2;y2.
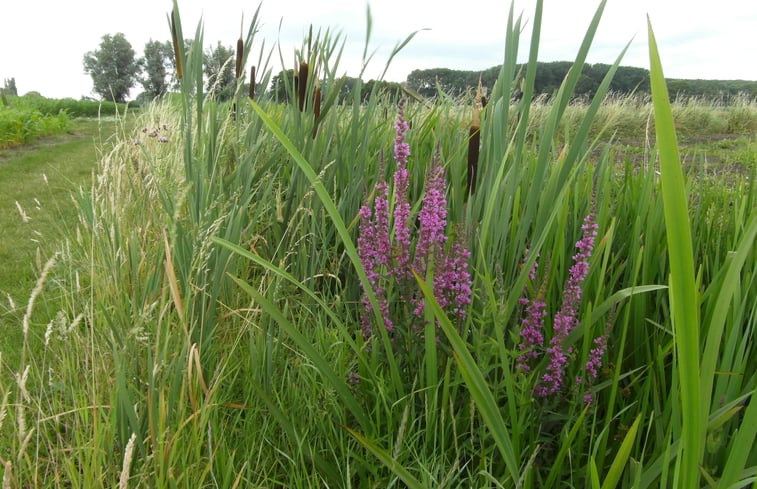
537;213;598;396
435;240;472;319
412;150;448;316
414;152;447;272
392;99;411;278
357;180;394;336
585;331;608;379
516;298;546;372
516;250;544;372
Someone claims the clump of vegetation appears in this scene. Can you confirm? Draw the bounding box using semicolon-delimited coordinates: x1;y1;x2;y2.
1;1;754;488
0;104;69;149
6;93;127;118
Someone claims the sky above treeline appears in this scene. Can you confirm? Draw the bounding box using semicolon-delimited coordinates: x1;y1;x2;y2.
2;0;756;100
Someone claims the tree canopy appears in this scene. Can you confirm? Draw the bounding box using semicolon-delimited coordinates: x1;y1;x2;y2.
405;62;757;101
203;42;236;101
140;40;173;100
83;33;141;103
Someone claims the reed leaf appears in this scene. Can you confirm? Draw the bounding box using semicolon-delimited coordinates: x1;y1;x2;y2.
648;18;701;488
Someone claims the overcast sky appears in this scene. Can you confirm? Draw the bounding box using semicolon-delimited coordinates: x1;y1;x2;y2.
2;0;755;100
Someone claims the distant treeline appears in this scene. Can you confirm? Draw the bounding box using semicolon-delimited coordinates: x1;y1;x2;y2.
405;62;757;101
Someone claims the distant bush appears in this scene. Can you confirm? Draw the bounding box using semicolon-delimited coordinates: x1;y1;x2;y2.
0;105;69;149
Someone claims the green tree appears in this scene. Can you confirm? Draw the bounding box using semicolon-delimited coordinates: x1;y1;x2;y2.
140;39;172;100
3;78;18;96
203;42;235;101
83;33;141;103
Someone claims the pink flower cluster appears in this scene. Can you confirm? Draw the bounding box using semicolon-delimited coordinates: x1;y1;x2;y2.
516;213;605;399
358;100;471;338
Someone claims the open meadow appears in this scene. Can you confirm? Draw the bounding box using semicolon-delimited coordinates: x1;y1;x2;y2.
0;1;755;487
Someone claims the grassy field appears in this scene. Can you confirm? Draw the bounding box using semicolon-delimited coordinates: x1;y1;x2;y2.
0;2;755;488
0;117;126;365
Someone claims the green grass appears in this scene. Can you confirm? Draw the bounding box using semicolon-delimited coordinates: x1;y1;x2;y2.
0;117;124;365
0;2;755;487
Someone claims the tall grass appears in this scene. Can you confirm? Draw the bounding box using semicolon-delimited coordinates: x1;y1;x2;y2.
1;1;754;487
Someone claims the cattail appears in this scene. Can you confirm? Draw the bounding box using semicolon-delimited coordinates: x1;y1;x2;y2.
249;66;256;100
170;10;183;80
298;61;308;112
467;80;482;196
235;37;243;79
312;83;321;138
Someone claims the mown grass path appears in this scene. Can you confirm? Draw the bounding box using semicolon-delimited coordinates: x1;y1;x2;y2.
0;118;122;362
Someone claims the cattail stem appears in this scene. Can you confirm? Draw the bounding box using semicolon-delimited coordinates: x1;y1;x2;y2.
249;66;256;100
467;124;480;196
312;84;321;139
467;80;484;196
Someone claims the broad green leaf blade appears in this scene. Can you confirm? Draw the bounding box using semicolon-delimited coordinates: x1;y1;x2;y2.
601;414;641;489
719;388;757;489
648;18;701;489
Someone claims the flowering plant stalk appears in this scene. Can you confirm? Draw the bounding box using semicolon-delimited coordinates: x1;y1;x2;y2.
357;99;471;351
516;212;605;401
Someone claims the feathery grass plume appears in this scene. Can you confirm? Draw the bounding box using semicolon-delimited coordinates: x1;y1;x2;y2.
2;459;11;489
467;80;482;196
119;433;137;489
15;201;30;223
249;66;256;99
235;36;244;79
170;10;182;80
312;82;321;139
22;253;57;341
297;60;308;112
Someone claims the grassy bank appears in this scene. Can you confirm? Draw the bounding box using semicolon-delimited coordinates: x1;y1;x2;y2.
0;117;126;365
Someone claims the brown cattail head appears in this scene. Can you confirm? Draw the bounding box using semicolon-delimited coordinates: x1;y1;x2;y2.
235;37;244;79
312;83;321;139
298;61;308;112
171;10;183;80
249;66;256;100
